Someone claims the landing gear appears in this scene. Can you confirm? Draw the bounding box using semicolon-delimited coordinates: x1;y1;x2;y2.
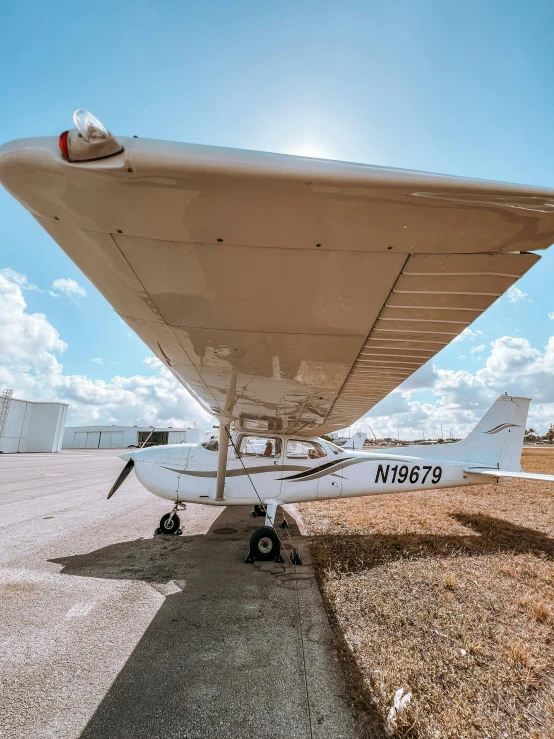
154;502;186;536
244;527;283;563
245;500;302;565
159;512;181;534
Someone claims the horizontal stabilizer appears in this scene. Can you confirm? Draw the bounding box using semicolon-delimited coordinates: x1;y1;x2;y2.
466;469;554;482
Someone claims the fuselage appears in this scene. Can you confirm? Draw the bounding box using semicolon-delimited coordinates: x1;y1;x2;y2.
125;432;487;506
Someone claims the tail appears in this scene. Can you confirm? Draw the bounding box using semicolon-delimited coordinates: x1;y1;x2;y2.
463;393;529;471
345;431;367;451
389;394;554;483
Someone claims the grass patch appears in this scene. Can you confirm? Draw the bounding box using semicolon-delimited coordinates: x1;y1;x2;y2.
300;448;554;738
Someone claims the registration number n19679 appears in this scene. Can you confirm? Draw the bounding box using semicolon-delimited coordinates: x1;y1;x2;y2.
375;464;443;485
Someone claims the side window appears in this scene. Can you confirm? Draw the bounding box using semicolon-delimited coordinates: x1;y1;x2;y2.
286;440;327;460
239;436;282;458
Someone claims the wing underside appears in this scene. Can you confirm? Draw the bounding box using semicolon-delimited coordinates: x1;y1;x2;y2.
1;135;553;434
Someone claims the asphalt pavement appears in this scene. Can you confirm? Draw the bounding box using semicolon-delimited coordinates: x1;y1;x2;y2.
0;449;360;739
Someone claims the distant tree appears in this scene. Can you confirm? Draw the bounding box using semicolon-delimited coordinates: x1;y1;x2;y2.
546;425;554;444
525;427;539;442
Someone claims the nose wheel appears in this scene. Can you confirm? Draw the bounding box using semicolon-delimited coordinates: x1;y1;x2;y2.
158;512;181;534
154;502;186;536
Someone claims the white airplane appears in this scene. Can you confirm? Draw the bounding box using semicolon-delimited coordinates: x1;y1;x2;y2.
2;110;554;564
331;431;367;450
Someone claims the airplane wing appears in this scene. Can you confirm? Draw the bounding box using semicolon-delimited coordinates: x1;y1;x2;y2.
1;127;554;435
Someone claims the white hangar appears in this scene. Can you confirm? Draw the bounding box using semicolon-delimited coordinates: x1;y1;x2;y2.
62;425;202;450
0;391;68;453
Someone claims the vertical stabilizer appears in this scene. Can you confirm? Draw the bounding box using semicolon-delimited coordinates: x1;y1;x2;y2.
463;394;530;471
345;431;367;450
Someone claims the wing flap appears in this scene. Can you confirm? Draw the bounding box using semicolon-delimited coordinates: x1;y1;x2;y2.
320;252;540;432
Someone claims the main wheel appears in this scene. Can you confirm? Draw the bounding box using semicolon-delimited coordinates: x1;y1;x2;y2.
159;512;180;534
249;527;281;561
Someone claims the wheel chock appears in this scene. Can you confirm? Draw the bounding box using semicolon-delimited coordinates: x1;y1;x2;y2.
290;547;303;566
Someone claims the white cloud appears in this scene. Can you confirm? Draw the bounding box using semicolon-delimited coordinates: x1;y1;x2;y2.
549;312;554;320
453;327;483;342
0;268;38;291
50;278;87;300
506;285;529;303
470;343;487;354
0;270;211;428
90;357;104;365
357;335;554;439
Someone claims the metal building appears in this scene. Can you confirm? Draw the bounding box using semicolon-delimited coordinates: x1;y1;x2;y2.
62;425;201;449
0;390;68;453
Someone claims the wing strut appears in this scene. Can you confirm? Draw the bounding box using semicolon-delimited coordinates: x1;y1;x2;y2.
215;420;231;500
214;373;237;501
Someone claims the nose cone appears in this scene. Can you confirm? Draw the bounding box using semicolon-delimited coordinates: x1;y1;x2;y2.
119;451;135;461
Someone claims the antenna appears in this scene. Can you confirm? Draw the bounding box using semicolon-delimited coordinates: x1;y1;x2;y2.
0;389;13;438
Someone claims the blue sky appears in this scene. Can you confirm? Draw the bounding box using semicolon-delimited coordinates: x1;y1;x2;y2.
1;1;554;434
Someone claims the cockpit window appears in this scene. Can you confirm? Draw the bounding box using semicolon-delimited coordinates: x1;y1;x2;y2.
201;439;219;452
286;440;327;459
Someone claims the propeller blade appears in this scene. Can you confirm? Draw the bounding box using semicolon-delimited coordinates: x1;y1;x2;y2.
107;458;135;499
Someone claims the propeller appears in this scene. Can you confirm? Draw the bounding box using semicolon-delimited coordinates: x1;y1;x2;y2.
107;458;135;499
107;428;154;500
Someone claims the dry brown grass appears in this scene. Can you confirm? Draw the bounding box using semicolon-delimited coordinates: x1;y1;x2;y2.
299;448;554;739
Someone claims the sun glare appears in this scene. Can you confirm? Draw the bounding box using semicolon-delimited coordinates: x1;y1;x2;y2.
286;143;334;160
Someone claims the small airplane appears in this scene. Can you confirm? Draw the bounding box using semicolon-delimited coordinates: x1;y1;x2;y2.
330;431;367;450
2;110;554;564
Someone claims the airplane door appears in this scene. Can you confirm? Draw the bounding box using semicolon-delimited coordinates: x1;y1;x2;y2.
317;465;342;498
281;440;340;500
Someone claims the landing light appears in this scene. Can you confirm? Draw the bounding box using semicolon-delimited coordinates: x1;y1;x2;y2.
59;109;124;163
73;109;109;143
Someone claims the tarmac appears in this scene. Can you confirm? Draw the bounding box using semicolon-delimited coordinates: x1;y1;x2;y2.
0;449;360;739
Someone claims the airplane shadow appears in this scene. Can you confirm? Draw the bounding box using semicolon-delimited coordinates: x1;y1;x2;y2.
309;513;554;574
49;510;553;739
50;506;365;739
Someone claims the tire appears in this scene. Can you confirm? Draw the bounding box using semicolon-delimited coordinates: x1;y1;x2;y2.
159;512;180;534
249;527;280;561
